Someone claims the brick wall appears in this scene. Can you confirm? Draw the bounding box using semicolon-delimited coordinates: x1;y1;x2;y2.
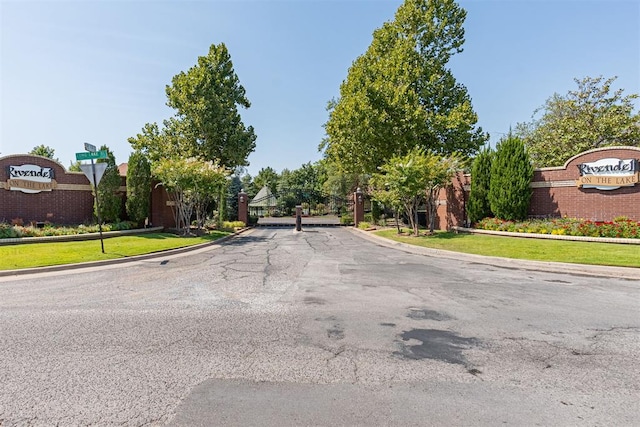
0;154;131;225
1;155;94;224
436;146;640;230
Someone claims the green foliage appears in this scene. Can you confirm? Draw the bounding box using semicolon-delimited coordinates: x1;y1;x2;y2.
516;76;640;167
95;146;123;223
322;0;486;174
226;175;243;221
488;136;533;221
467;147;493;224
221;220;245;231
357;221;373;230
154;157;228;234
371;201;381;224
29;144;58;161
476;217;640;239
164;43;256;169
370;147;461;235
68;160;82;172
125;151;151;226
340;214;354;225
253;167;279;195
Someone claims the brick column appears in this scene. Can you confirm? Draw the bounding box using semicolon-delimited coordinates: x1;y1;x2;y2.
353;187;364;227
238;190;248;225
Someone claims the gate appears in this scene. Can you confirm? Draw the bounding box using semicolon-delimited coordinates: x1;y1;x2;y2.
247;187;353;226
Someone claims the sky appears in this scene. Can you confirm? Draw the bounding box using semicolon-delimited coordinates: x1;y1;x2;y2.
1;0;639;177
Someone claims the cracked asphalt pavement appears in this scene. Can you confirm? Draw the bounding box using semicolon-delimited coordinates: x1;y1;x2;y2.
0;227;639;426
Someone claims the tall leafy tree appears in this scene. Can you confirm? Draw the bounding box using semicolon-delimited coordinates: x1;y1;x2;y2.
125;150;151;226
467;147;493;224
226;174;243;221
95;145;123;223
488;136;533;221
322;0;486;174
516;76;640;167
165;43;256;169
370;148;461;236
253;167;279;195
29;145;58;161
153;158;228;234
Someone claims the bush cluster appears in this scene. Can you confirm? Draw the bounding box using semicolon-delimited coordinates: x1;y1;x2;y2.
475;217;640;239
0;221;136;239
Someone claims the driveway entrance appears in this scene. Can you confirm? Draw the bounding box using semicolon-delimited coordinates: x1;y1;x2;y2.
0;227;638;425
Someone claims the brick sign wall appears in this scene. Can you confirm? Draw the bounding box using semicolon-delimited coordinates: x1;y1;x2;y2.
1;155;95;225
435;146;640;230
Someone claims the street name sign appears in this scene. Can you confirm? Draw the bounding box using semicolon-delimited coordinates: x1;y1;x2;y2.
84;143;97;152
76;150;108;161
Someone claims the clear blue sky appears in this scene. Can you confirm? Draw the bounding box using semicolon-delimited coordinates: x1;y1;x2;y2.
1;0;638;177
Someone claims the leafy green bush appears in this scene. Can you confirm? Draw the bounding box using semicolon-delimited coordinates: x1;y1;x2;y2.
488;136;533;221
475;217;640;238
467;147;493;224
340;214;354;225
357;221;373;230
221;221;246;231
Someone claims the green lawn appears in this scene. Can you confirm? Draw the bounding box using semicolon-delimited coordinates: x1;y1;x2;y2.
0;232;230;270
374;229;640;268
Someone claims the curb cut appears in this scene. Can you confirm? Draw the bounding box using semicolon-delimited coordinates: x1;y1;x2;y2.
349;227;640;281
0;228;252;278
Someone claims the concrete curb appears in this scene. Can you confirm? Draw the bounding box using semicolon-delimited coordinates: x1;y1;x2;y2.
0;228;251;278
349;227;640;281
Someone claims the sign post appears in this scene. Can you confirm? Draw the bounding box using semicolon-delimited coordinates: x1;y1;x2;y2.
77;147;109;253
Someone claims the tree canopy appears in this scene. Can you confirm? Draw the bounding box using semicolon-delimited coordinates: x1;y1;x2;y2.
516;76;640;167
370;148;461;236
165;43;256;169
322;0;486;174
29;145;58;161
130;43;256;170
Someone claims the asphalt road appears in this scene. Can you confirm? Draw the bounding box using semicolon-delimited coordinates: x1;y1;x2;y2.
0;227;638;426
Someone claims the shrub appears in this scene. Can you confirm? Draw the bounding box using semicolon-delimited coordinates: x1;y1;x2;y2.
467;147;493;224
488;135;533;221
340;214;354;225
221;221;246;231
357;221;373;230
475;217;640;239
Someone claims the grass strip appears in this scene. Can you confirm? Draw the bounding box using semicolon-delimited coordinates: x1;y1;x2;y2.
374;229;640;268
0;232;230;270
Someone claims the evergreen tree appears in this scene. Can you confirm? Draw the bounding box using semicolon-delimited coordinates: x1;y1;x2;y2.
488;136;533;221
95;146;123;223
126;151;151;226
467;147;493;224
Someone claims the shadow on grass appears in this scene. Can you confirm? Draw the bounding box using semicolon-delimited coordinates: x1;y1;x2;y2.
133;232;228;241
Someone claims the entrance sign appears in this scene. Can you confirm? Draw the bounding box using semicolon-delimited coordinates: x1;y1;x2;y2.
576;158;639;190
76;150;108;161
7;164;57;193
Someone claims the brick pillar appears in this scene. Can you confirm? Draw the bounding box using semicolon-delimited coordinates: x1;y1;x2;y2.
238;190;248;225
353;187;364;227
